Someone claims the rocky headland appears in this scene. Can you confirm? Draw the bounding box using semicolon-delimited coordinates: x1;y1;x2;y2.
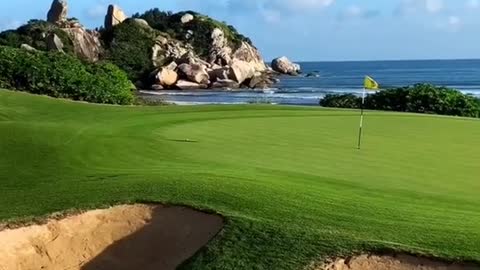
0;0;302;92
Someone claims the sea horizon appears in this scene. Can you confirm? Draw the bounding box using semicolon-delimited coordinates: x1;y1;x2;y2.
294;58;480;63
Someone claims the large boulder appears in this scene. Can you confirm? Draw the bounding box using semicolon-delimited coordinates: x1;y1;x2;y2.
105;5;128;30
181;13;194;24
208;66;231;82
176;80;207;90
271;56;301;75
229;60;255;84
177;51;211;67
20;44;37;52
151;44;166;68
132;18;149;28
62;27;102;62
47;0;68;24
232;42;267;72
248;73;275;89
151;35;193;68
151;84;164;91
46;33;64;52
155;68;178;87
209;28;232;66
212;79;239;89
177;63;210;84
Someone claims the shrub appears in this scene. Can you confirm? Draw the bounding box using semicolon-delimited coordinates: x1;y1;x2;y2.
0;45;134;105
101;20;158;82
319;84;480;118
320;93;361;109
133;9;251;57
0;20;74;54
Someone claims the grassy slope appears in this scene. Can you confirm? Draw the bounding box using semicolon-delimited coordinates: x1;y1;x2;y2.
1;90;480;269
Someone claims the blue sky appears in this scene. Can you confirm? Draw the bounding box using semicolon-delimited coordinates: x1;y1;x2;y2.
1;0;479;61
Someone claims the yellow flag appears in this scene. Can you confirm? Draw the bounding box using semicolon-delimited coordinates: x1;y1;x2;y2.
364;76;379;90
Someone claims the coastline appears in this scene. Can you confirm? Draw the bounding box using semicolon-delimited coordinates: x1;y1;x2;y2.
139;88;480;106
139;59;480;105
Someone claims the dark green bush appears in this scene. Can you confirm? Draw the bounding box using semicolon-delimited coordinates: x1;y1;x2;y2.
133;9;251;57
320;84;480;118
319;93;361;109
101;20;158;82
0;45;134;104
0;20;74;54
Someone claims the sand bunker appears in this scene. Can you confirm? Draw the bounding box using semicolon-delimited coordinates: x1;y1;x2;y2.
320;254;479;270
0;204;223;270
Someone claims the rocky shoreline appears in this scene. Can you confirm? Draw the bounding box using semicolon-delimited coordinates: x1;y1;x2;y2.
9;0;303;93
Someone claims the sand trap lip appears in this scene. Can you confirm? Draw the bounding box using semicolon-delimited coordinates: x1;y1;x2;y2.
0;204;223;270
319;254;479;270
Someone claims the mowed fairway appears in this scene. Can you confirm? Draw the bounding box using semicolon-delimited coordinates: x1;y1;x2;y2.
1;90;480;269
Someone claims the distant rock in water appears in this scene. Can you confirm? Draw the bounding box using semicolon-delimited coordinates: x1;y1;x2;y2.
47;0;68;24
305;72;320;78
105;5;128;30
271;56;301;76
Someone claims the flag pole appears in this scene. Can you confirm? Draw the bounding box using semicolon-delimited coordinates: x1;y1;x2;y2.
357;87;366;150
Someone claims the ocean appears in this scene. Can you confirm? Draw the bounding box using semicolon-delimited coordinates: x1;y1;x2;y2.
141;59;480;105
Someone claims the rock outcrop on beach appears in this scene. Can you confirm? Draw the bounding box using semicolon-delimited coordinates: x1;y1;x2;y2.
62;25;102;62
0;0;295;91
272;56;301;75
45;0;103;61
102;7;276;90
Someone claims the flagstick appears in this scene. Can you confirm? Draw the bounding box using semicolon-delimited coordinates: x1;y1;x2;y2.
357;88;366;150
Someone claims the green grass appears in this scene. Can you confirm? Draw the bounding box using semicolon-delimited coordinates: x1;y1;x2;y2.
1;90;480;269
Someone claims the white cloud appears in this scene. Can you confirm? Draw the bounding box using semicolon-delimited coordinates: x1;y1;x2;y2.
224;0;335;23
425;0;444;13
263;0;335;13
261;9;281;24
396;0;444;15
344;5;363;17
281;0;335;10
448;15;461;28
466;0;480;9
338;5;380;21
434;15;462;32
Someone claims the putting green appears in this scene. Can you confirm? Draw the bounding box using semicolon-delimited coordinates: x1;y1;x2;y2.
1;90;480;269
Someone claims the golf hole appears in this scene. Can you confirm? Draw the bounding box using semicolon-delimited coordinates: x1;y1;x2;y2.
0;204;223;270
319;254;479;270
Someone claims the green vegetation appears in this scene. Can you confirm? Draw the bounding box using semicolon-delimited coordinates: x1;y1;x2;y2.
320;84;480;118
0;10;254;85
0;20;74;54
101;19;159;82
1;90;480;269
0;46;134;104
133;9;251;57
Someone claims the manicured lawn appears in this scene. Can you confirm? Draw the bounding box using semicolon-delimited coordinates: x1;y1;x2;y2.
1;90;479;269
